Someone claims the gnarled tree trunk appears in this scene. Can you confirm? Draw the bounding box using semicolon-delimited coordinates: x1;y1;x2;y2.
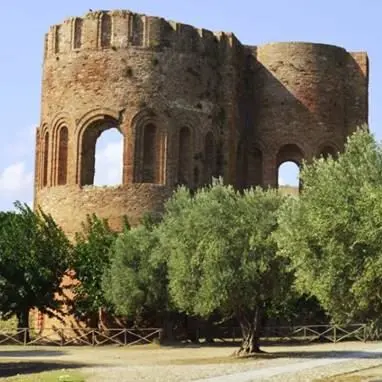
236;307;263;355
17;308;30;343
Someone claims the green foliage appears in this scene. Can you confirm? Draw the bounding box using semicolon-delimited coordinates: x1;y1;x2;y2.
158;179;291;346
71;214;119;321
276;126;382;323
103;224;169;324
0;202;72;327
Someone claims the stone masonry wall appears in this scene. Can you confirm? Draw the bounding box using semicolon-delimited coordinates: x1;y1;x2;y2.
34;10;369;237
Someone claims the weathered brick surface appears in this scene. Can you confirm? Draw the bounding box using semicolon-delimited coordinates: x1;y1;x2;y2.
36;184;173;238
34;10;369;236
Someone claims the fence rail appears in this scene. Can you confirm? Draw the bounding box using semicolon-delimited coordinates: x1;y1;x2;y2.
202;324;373;344
261;323;368;343
0;323;380;346
0;327;162;346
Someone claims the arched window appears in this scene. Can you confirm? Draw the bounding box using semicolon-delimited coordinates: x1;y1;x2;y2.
142;124;159;183
93;128;123;186
276;143;304;194
178;127;192;186
42;132;49;187
100;13;112;48
57;126;68;185
203;132;215;185
319;145;338;160
80;118;122;186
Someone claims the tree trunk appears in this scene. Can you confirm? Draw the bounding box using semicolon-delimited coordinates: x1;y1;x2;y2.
236;307;263;355
161;317;175;343
17;308;30;343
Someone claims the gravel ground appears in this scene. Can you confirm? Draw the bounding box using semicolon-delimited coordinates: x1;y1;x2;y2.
1;342;382;381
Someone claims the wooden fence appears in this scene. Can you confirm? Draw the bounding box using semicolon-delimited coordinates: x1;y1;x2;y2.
0;323;379;346
199;324;372;344
0;327;162;346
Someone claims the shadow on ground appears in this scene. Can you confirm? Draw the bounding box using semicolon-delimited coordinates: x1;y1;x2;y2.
0;349;66;357
0;360;90;378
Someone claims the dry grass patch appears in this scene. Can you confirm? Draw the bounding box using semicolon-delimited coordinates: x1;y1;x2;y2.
2;370;85;382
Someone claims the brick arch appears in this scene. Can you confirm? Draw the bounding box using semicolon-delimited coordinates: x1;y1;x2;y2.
77;114;122;186
42;130;50;188
51;114;73;186
57;126;69;185
316;142;339;159
276;143;305;189
276;143;305;167
75;108;121;136
170;111;202;187
37;123;49;189
130;109;168;184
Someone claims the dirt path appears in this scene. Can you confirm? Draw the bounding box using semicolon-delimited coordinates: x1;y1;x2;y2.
1;342;382;381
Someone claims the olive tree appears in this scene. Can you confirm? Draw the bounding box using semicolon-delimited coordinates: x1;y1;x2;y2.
0;202;72;337
102;223;169;327
276;126;382;324
158;180;291;354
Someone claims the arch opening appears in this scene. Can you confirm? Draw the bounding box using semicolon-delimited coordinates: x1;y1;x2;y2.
80;118;123;187
142;123;161;183
57;126;68;185
276;144;304;192
42;132;49;187
278;162;300;194
178;127;192;186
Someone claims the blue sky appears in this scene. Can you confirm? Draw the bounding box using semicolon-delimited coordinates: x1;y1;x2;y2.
0;1;380;210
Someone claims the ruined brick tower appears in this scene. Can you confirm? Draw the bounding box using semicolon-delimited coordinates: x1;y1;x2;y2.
34;10;369;236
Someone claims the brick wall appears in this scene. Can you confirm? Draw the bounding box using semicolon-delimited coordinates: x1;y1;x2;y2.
34;10;369;236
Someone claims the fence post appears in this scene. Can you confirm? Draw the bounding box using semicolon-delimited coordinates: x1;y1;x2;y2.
23;329;27;346
124;329;127;346
303;326;306;339
333;325;337;343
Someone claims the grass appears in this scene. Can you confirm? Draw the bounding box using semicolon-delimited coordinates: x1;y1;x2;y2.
278;185;299;196
3;370;85;382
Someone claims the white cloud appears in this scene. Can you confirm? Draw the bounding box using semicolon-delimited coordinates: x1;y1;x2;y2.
0;162;33;193
94;140;123;186
278;177;286;186
0;161;34;211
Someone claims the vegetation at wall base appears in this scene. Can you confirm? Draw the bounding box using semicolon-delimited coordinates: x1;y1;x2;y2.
0;202;72;341
3;126;382;355
276;126;382;324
